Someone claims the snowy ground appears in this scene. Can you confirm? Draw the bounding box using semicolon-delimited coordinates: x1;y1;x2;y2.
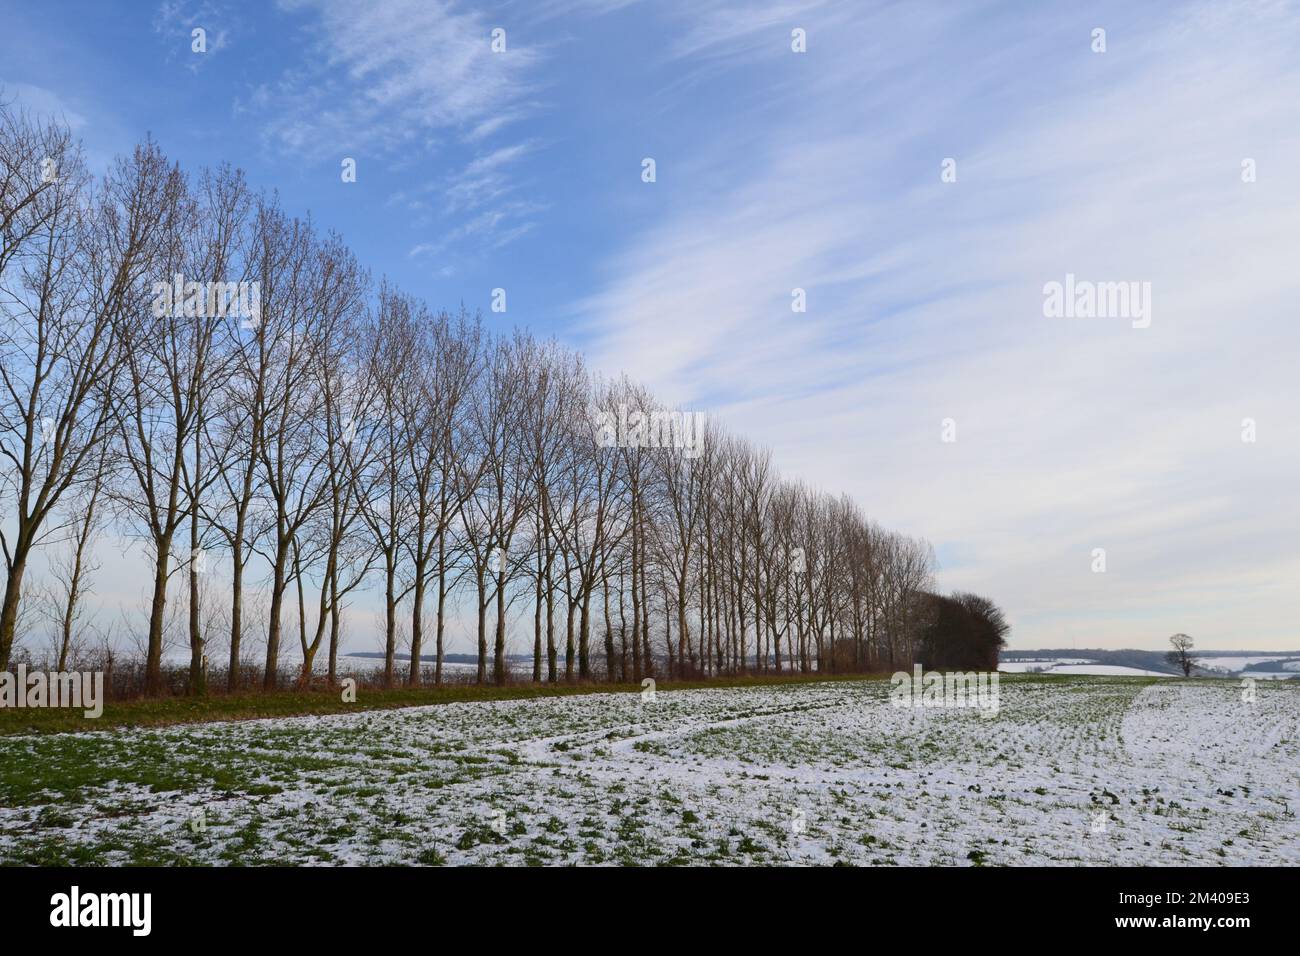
1196;655;1300;673
999;661;1171;677
1;676;1297;866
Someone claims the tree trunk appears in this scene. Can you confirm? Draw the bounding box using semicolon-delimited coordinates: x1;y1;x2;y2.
475;575;488;684
0;549;31;672
435;551;447;685
188;503;204;696
145;532;174;696
578;591;592;680
228;533;244;692
565;600;576;681
602;581;615;681
532;551;543;683
545;568;557;683
327;584;341;686
264;539;289;690
409;570;426;686
493;568;508;685
383;553;398;688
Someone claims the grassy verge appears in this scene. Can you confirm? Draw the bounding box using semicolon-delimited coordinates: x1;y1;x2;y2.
0;670;891;736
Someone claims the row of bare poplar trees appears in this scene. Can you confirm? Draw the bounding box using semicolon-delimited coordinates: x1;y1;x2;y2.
1;105;939;694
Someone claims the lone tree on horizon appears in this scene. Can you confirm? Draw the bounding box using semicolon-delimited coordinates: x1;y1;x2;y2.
1166;633;1195;677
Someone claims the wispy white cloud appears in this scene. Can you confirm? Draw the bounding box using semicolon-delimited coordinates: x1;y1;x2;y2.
446;141;538;210
153;0;234;72
246;0;547;257
391;138;546;266
254;0;542;152
577;0;1300;649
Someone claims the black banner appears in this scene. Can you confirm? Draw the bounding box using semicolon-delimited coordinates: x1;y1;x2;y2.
0;865;1285;942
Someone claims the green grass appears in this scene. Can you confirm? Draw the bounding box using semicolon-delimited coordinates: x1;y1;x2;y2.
2;673;1276;866
0;670;891;736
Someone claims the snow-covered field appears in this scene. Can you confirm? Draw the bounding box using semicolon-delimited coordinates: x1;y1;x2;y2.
2;676;1297;866
1196;655;1300;674
1240;671;1300;681
1000;661;1170;677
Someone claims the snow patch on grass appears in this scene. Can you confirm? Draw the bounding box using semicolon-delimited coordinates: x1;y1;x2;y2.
1;676;1295;866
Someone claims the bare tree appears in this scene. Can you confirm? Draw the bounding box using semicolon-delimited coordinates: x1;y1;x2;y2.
1166;633;1194;677
518;340;581;683
181;165;252;694
112;157;250;695
204;194;283;691
3;116;984;693
1;109;134;671
40;440;110;670
461;332;533;684
355;283;417;687
400;307;481;685
291;264;373;686
561;378;628;680
252;217;354;689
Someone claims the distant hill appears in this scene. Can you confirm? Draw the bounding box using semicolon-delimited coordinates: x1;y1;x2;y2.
1001;648;1300;677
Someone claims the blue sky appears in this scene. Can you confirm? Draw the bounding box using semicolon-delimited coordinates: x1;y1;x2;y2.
4;0;1299;652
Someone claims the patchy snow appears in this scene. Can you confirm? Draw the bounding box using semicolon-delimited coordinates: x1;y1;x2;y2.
998;660;1088;673
1;676;1296;866
999;661;1170;677
1050;664;1172;677
1000;658;1097;669
1195;656;1298;674
1240;671;1300;681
